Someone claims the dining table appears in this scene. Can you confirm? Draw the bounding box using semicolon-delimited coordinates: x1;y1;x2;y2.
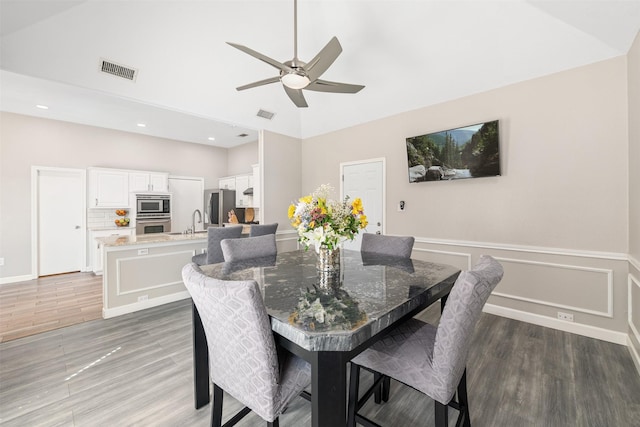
193;249;460;427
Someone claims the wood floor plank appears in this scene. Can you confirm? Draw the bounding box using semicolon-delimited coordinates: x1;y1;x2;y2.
1;298;639;426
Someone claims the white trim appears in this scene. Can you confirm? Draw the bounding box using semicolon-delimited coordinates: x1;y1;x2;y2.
31;166;87;278
630;255;640;272
340;157;386;235
0;274;34;285
630;273;640;346
414;236;627;261
492;256;614;318
412;247;473;269
483;303;628;345
115;250;195;296
258;130;265;224
628;335;640;377
103;291;190;319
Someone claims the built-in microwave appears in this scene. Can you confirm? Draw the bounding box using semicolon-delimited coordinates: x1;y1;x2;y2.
136;194;171;217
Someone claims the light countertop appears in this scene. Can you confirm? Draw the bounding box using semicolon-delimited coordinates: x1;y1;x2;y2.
96;231;208;247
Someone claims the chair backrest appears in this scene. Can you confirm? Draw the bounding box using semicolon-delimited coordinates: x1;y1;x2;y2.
431;255;504;402
182;263;280;421
249;223;278;237
206;226;244;264
221;234;277;262
360;233;415;259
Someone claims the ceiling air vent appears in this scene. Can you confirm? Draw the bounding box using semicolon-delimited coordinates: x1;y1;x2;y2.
256;109;275;120
100;58;138;81
237;133;249;138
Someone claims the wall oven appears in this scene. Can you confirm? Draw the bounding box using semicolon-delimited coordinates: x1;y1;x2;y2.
135;217;171;235
135;193;171;234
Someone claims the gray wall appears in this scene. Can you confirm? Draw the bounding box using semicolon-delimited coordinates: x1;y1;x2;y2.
227;140;258;176
301;56;632;344
0;112;228;279
628;31;640;369
261;130;301;252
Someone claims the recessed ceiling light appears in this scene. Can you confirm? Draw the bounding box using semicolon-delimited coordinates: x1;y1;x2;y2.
137;123;146;128
207;137;216;141
36;104;49;110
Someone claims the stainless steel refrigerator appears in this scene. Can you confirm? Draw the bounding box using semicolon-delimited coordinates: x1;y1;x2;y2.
203;189;243;227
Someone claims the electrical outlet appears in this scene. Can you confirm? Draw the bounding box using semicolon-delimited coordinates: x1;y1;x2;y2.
0;257;4;266
137;295;148;302
557;312;573;322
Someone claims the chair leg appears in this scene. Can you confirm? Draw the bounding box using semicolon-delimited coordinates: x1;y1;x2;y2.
374;372;382;404
267;418;279;427
212;383;224;427
434;401;448;427
347;363;361;427
382;376;390;402
457;369;471;427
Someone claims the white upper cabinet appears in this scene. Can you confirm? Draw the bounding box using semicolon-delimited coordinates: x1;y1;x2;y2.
235;175;250;207
88;168;130;208
129;172;169;192
251;164;260;209
218;177;236;190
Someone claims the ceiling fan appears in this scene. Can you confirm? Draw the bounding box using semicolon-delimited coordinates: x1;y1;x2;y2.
226;0;364;108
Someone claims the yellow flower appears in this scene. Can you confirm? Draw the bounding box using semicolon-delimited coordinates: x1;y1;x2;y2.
292;217;301;227
352;198;363;214
359;214;368;228
309;220;315;228
287;204;296;219
300;195;312;204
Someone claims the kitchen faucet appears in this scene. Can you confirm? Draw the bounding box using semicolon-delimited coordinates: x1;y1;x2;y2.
191;209;202;234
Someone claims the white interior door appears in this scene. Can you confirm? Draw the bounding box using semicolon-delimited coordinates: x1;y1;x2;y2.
341;159;385;251
169;176;205;233
38;169;85;276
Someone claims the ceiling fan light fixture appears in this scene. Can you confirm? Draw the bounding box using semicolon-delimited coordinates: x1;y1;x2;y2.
281;72;310;89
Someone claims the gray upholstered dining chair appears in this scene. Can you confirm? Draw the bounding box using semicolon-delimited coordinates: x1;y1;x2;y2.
221;233;277;262
347;255;504;427
360;233;415;259
191;226;243;265
249;223;279;237
182;263;312;427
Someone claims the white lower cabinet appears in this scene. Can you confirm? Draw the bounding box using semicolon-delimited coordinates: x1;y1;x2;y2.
90;228;134;274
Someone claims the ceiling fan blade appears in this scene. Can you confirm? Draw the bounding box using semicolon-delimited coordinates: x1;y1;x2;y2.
236;76;280;91
283;85;308;108
227;42;294;73
306;79;365;94
305;36;342;82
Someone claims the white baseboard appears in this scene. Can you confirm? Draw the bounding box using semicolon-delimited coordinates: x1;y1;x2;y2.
483;303;628;345
0;274;34;285
628;335;640;376
103;291;191;319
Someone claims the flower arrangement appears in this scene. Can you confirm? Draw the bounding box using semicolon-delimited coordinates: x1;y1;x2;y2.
288;184;368;251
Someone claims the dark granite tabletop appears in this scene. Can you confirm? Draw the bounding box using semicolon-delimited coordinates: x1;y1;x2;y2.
199;249;460;352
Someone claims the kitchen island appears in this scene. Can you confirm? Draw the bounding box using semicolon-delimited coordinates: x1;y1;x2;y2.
97;231;209;318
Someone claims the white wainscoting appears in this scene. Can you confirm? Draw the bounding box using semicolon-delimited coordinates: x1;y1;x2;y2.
413;237;629;345
629;267;640;374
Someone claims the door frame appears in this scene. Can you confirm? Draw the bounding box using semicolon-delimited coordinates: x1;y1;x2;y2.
339;157;386;235
31;166;87;278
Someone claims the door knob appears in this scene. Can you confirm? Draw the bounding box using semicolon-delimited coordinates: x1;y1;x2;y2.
75;225;81;229
376;231;381;235
377;222;381;226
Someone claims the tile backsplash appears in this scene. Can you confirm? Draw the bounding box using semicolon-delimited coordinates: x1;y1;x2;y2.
88;209;132;229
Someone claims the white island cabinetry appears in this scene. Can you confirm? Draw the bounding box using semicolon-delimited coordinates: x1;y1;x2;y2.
97;232;209;318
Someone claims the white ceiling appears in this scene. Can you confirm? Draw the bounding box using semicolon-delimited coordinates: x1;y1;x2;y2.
1;0;639;148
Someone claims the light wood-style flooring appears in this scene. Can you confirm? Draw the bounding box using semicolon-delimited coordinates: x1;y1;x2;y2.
1;299;639;426
0;272;102;342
